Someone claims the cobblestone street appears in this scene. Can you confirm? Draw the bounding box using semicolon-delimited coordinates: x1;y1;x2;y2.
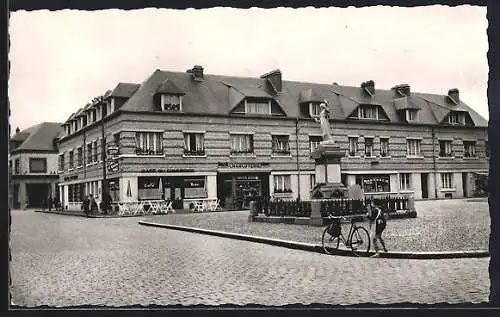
10;210;489;307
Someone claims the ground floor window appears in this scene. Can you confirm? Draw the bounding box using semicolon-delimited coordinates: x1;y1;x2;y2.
274;175;292;193
217;173;269;210
107;178;120;202
183;177;206;199
399;173;411;190
441;173;453;189
68;183;85;202
355;174;391;193
138;176;162;200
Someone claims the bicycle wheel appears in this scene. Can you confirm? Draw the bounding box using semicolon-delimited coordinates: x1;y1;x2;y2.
322;225;341;255
350;227;371;257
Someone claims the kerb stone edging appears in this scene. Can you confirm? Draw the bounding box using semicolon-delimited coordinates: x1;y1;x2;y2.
138;220;490;259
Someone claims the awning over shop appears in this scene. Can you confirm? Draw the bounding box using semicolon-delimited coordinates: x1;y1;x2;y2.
473;172;489;177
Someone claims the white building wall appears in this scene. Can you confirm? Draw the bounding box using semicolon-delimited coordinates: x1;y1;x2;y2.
120;176;138;202
206;175;217;199
411;173;422;199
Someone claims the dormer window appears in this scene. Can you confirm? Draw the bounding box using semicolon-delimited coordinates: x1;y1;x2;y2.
245;99;271;115
161;94;182;112
106;98;115;115
406;109;419;122
448;111;466;125
309;102;321;117
357;105;379;120
101;102;108;117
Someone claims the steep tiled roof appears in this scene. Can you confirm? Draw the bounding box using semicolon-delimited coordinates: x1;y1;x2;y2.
108;83;141;99
89;68;488;128
157;79;185;95
11;122;63;153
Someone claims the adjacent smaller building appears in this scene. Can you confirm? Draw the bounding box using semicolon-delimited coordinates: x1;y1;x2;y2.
9;122;63;209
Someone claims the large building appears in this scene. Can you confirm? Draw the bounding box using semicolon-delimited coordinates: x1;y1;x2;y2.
55;66;488;211
9;122;63;209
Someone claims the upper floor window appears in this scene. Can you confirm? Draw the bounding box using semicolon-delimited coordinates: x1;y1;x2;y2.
77;147;83;167
272;135;290;155
463;141;477;158
439;140;453;157
230;134;254;154
380;138;389;157
59;153;65;171
448;111;466;125
407;139;421;157
246;100;270;115
309;136;322;153
86;143;93;164
107;98;115;115
348;137;358;156
113;133;121;152
399;173;411;190
357;105;379;120
364;137;374;157
441;173;453;189
101;103;108;117
274;175;292;193
14;158;20;174
310;102;321;117
93;140;99;162
184;132;205;156
162;95;182;112
69;150;74;169
310;174;316;190
135;131;163;156
29;158;47;173
486;140;489;157
406;109;419;122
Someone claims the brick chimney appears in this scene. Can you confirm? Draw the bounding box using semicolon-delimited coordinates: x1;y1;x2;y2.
392;84;411;97
260;69;282;93
361;80;375;96
448;88;460;105
187;65;204;81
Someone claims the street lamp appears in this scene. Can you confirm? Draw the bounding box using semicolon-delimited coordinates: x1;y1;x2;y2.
92;95;108;213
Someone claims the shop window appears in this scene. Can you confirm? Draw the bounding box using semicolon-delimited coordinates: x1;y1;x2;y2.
230;134;254;154
380;138;389;157
399;173;411;190
272;135;290;155
406;139;421;157
138;176;162;200
463;141;476;158
441;173;453;189
439;140;453;157
348;137;358;156
274;175;292;193
355;175;390;193
135;132;163;156
29;158;47;173
184;133;205;156
309;136;322;153
107;179;120;202
184;178;207;199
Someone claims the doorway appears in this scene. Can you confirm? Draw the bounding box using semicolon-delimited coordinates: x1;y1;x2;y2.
26;183;50;208
421;173;429;199
462;172;468;198
217;173;269;210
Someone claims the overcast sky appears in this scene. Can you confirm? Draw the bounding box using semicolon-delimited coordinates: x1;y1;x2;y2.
9;5;488;132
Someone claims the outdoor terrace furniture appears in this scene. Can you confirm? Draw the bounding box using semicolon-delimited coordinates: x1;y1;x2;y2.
191;198;221;212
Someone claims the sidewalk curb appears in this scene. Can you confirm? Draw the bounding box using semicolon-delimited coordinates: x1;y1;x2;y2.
34;210;150;218
138;220;490;260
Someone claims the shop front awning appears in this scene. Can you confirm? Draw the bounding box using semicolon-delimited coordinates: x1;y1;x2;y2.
473;172;489;177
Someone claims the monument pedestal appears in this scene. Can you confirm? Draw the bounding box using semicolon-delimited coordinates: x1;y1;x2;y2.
309;141;347;226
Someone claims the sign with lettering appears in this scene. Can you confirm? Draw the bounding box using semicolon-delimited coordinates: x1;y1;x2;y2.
64;175;78;182
167;168;195;173
217;162;270;169
184;179;205;188
107;146;119;156
107;158;119;173
141;168;166;173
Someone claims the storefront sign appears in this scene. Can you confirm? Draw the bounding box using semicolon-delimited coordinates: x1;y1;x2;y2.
167;168;195;173
236;175;259;180
217;162;270;169
64;175;78;182
107;146;119;156
141;168;166;173
143;182;157;189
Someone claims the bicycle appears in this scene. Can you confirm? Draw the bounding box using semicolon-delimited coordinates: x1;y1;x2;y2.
322;214;371;257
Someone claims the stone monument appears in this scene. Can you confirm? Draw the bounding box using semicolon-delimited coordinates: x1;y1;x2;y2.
309;101;347;226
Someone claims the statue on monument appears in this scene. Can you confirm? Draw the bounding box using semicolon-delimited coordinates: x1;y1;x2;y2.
314;100;334;144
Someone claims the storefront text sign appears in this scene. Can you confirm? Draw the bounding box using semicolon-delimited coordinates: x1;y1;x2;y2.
140;168;195;173
217;162;270;169
64;175;78;182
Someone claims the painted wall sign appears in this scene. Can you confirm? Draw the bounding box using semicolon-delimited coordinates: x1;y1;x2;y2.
184;179;205;188
217;162;270;169
141;168;166;173
167;168;195;173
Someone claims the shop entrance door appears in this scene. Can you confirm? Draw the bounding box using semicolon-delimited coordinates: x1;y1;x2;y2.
217;173;269;210
235;178;262;209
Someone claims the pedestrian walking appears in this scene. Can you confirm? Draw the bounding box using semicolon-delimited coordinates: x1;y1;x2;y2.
48;196;53;211
370;205;388;257
83;195;90;218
